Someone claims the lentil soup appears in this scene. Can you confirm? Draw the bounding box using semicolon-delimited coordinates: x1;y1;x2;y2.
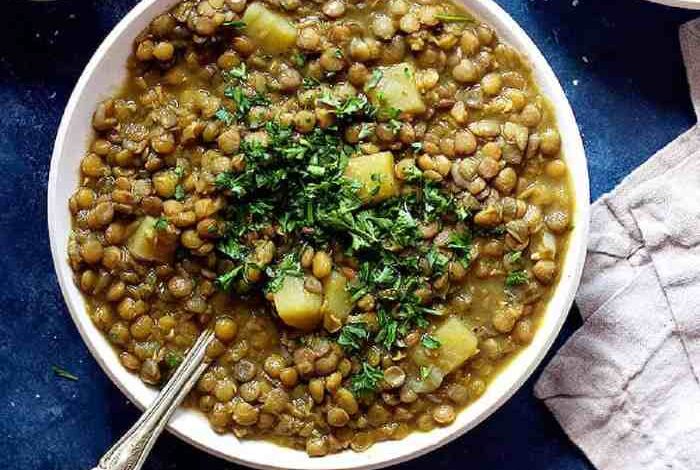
67;0;574;457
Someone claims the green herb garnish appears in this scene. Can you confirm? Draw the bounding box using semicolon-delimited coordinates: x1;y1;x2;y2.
302;76;321;89
506;251;522;264
52;365;78;382
215;107;235;126
365;69;383;90
265;252;302;293
338;323;369;353
224;63;248;82
222;20;246;28
319;93;376;121
435;13;475;23
291;53;306;68
448;231;473;267
505;270;529;287
224;86;270;120
164;351;183;369
154;217;169;231
350;363;384;396
421;334;441;349
174;184;186;201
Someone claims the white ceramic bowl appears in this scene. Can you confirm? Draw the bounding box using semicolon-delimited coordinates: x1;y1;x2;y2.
48;1;589;468
645;0;700;9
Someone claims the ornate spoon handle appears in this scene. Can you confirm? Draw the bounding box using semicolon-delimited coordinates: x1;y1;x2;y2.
91;329;215;470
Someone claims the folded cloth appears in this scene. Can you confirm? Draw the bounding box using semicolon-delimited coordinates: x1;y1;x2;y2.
534;18;700;470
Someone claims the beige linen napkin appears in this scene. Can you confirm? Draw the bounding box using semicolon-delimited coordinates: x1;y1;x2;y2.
534;19;700;470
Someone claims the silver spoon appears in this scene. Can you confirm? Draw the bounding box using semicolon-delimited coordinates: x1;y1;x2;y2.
90;329;216;470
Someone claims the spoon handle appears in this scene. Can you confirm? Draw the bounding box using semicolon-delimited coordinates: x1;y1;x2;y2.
91;329;215;470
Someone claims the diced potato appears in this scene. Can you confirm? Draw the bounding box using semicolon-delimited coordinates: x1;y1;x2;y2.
368;63;426;115
430;317;479;373
410;317;478;393
126;216;172;263
273;276;323;330
242;3;297;55
407;366;445;395
321;271;354;332
344;151;400;204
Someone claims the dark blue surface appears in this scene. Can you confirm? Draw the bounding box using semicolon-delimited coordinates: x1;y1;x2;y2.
0;1;696;469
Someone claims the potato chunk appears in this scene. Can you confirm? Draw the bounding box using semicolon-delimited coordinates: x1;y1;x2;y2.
273;276;323;330
322;271;354;332
409;317;479;393
242;3;297;55
429;317;479;373
126;216;173;263
368;63;426;115
344;151;400;204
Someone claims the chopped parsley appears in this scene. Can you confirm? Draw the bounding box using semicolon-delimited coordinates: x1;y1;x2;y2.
505;270;529;287
216;265;245;291
154;217;169;231
318;93;376;121
421;334;441;349
164;351;183;369
265;252;302;293
435;13;475;23
52;365;78;382
223;62;248;82
365;69;383;90
419;365;433;381
338;323;369;353
350;362;384;397
215;107;236;126
174;184;186;201
222;20;246;28
302;76;321;89
506;251;523;264
224;86;270;120
425;246;449;277
291;53;306;68
448;231;473;267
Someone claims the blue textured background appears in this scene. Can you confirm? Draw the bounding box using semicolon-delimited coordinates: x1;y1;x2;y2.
0;1;696;469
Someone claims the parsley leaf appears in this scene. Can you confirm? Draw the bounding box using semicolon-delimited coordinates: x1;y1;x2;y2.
265;252;302;293
338;323;369;353
319;93;376;121
506;251;522;264
215;107;236;126
216;265;245;291
222;20;246;28
154;217;169;231
419;365;432;381
302;76;321;89
52;365;78;382
164;351;183;369
224;86;270;120
218;237;248;261
435;13;474;23
291;53;306;68
223;62;247;82
350;363;384;397
365;69;383;90
448;231;473;267
425;247;449;277
174;184;186;201
421;334;441;349
505;270;529;287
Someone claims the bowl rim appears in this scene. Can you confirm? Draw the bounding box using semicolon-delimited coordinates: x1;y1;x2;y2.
644;0;700;9
47;1;590;469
